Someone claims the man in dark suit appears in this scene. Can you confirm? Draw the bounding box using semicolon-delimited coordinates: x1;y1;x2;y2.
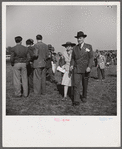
70;31;93;106
26;39;38;91
10;36;31;97
33;34;49;95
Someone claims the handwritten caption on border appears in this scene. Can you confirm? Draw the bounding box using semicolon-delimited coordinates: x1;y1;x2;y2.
54;118;70;122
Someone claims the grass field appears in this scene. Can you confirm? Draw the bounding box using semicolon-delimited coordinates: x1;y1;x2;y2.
6;61;117;115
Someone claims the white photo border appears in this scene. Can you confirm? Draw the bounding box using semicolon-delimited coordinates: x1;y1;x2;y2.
2;2;120;147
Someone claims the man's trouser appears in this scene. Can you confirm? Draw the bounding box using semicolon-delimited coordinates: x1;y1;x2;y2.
73;72;90;103
13;63;28;97
97;67;105;79
33;67;46;95
27;64;33;90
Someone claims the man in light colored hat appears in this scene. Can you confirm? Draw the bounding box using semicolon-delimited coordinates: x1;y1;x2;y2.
70;31;93;106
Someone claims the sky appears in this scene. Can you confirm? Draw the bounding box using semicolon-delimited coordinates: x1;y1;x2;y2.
6;4;117;52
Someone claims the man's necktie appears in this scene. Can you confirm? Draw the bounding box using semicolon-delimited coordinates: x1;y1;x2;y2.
79;44;82;50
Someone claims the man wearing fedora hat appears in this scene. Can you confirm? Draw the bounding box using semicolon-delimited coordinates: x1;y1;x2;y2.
70;31;93;106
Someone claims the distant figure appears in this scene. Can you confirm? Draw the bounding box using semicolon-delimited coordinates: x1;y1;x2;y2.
10;36;30;97
51;51;57;74
94;57;97;67
33;34;49;95
70;31;93;106
94;49;98;67
97;51;106;81
61;42;76;101
106;53;111;66
111;52;116;65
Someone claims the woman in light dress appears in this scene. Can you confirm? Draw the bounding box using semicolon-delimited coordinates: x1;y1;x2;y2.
61;42;76;100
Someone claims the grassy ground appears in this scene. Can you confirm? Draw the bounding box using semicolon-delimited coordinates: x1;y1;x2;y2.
6;61;117;115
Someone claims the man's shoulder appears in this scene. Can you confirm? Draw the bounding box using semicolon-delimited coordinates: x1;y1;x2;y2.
35;42;48;48
42;42;48;49
28;46;35;50
21;44;26;47
73;44;78;50
21;45;28;50
11;45;19;51
84;43;92;47
72;45;80;55
11;46;16;51
18;44;27;49
84;43;93;52
42;42;47;46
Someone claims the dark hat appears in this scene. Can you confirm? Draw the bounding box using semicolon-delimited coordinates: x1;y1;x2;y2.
48;44;55;51
62;42;76;47
48;44;53;49
58;52;62;56
15;36;22;43
26;39;34;45
75;31;87;38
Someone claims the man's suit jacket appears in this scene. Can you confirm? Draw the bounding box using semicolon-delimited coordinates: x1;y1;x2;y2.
33;42;49;68
70;43;93;73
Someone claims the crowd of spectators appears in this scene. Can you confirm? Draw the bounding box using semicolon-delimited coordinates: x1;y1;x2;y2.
7;47;117;68
94;50;117;66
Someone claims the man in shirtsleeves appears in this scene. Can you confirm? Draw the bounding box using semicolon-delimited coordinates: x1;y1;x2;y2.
70;31;93;106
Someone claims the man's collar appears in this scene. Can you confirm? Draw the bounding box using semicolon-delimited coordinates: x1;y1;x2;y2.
26;45;30;47
16;43;21;45
78;42;85;48
37;40;42;43
81;42;84;48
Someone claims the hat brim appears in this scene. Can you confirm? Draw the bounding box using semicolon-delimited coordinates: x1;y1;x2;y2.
74;35;87;38
62;43;76;47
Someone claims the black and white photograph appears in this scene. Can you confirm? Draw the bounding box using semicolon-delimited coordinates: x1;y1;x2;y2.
2;1;120;147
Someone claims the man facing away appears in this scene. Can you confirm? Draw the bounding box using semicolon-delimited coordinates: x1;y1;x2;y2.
10;36;30;97
26;39;38;91
70;31;93;106
33;34;49;95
